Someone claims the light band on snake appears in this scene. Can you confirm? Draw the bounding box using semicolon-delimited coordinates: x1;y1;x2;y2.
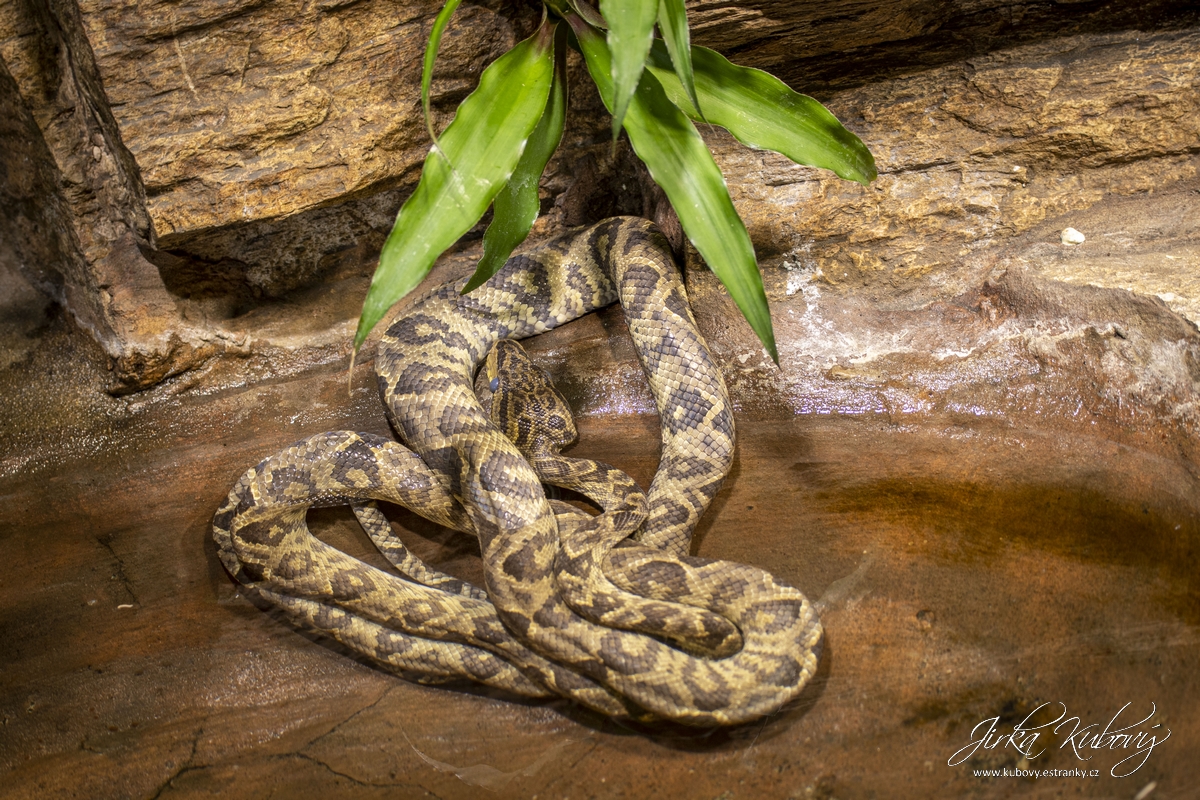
213;216;822;725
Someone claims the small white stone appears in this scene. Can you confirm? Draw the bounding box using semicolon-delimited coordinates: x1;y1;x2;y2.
1061;227;1086;245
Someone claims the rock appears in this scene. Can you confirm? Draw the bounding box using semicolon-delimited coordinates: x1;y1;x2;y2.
3;3;1200;795
5;1;1199;390
2;287;1199;798
1060;227;1086;245
74;0;536;289
0;54;75;353
705;26;1200;309
1;0;535;390
0;0;229;392
692;0;1200;96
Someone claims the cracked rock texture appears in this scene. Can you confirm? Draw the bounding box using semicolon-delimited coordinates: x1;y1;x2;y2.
2;1;1200;798
3;0;1199;389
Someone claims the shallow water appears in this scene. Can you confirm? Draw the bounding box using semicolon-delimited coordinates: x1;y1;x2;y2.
1;345;1194;799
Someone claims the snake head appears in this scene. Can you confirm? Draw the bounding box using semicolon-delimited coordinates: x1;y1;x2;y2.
485;339;578;459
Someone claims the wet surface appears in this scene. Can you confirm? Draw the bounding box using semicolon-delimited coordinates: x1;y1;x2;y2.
4;3;1199;794
1;308;1197;799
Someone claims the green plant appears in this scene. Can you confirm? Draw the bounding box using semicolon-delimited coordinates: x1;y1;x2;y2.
353;0;876;363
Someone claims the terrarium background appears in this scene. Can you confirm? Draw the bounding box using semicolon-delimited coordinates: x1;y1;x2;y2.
1;1;1199;797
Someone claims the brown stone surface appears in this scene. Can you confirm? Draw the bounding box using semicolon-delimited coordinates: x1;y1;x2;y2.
714;26;1200;312
5;0;1199;390
0;0;229;392
689;0;1200;97
1;276;1198;797
3;2;1200;797
59;0;1200;251
0;52;79;321
76;0;528;240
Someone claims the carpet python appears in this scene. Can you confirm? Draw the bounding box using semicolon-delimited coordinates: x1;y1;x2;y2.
213;217;822;725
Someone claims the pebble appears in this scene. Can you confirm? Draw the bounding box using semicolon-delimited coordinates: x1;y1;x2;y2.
1061;227;1086;245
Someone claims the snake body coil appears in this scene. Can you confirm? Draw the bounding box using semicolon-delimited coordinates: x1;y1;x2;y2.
214;217;821;725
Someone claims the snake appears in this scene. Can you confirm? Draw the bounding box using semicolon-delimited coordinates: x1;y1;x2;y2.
213;216;822;725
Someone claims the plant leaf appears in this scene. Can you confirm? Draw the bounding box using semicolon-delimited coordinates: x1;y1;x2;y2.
598;0;658;139
355;21;556;350
463;31;568;294
646;40;877;185
655;0;701;120
421;0;464;147
565;0;606;29
570;15;777;362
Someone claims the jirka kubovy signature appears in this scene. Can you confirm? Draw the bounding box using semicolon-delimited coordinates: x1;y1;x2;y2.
948;702;1170;777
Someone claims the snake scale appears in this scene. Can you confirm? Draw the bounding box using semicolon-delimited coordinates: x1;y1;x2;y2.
213;216;822;725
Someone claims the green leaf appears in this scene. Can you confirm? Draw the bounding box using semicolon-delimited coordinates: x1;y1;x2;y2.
355;21;556;350
646;40;877;185
565;0;606;28
421;0;464;147
598;0;658;139
570;15;777;363
655;0;701;120
463;32;568;294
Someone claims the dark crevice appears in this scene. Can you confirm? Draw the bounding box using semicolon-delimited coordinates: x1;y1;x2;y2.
147;726;203;800
300;684;396;752
741;1;1200;100
95;533;139;606
293;751;434;791
970;138;1200;172
134;0;272;44
872;159;961;177
294;753;380;788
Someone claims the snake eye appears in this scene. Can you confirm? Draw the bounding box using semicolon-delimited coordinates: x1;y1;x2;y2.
489;376;499;392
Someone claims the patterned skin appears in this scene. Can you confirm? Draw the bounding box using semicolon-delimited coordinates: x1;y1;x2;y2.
213;217;822;725
484;338;741;658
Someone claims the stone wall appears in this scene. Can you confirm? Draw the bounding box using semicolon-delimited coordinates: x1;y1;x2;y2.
1;0;220;389
706;25;1200;347
1;0;1198;393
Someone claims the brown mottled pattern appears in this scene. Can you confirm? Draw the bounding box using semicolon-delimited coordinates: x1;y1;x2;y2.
213;218;822;725
486;339;742;658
